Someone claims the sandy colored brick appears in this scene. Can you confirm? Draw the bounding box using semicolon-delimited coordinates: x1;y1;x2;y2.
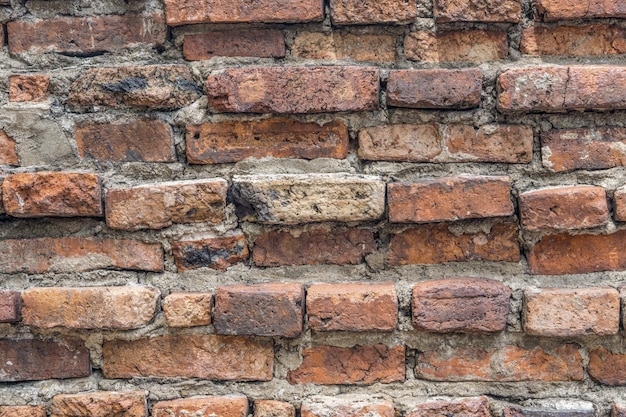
407;397;490;417
291;32;395;62
0;131;18;165
330;0;417;24
172;233;248;272
0;290;20;323
535;0;626;21
504;407;595;417
50;391;147;417
435;0;521;22
405;30;508;62
9;75;49;102
301;397;394;417
589;348;626;385
163;292;212;327
184;30;285;60
152;396;248;417
521;25;626;56
254;401;295;417
0;406;46;417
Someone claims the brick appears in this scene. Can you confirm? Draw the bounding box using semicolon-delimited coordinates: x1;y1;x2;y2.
527;230;626;275
9;75;49;102
207;66;379;113
105;179;227;231
407;397;489;417
504;407;595;417
21;286;159;330
306;282;398;331
164;0;323;25
589;348;626;385
0;290;20;322
0;406;46;417
535;0;626;21
521;25;626;56
184;30;285;60
388;223;520;265
0;338;90;381
7;14;166;55
412;278;510;333
359;123;533;163
498;66;626;112
214;283;303;337
416;344;583;381
50;391;147;417
291;32;395;62
388;176;513;223
519;186;608;231
254;401;295;417
405;30;508;62
329;0;417;25
615;404;626;417
186;119;348;164
614;187;626;221
2;172;102;218
163;292;212;327
0;130;18;165
172;233;249;272
68;65;201;110
301;398;394;417
153;396;248;417
288;344;405;384
435;0;521;22
523;287;620;337
103;335;273;380
75;119;175;162
253;228;375;267
0;237;163;274
232;174;385;224
387;69;482;109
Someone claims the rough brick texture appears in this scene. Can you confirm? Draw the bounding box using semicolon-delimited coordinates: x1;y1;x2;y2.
50;391;147;417
301;398;394;417
152;396;248;417
614;187;626;221
255;401;295;417
184;30;285;60
9;75;49;102
589;348;626;386
0;131;18;166
407;397;490;417
163;292;213;327
0;406;46;417
405;30;508;62
329;0;417;25
521;25;626;56
172;233;249;271
535;0;626;21
291;32;396;62
0;290;20;323
434;0;521;22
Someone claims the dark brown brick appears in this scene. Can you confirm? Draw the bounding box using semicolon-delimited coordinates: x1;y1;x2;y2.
435;0;521;22
172;233;249;272
329;0;417;25
184;30;285;60
0;290;20;323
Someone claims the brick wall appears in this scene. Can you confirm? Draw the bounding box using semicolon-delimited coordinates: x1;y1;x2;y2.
1;0;626;415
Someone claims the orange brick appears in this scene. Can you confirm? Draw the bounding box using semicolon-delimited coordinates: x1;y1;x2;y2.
9;75;49;102
152;396;248;417
291;32;395;62
50;391;147;417
254;401;295;417
589;348;626;385
615;187;626;221
0;131;18;165
0;406;46;417
184;30;285;60
521;25;626;56
435;0;521;22
407;397;490;417
535;0;626;21
172;233;248;272
163;292;212;327
329;0;417;25
405;30;508;62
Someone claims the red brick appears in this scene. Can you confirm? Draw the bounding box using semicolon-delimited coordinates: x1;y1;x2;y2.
254;401;295;417
186;119;349;164
253;228;375;267
214;283;303;337
589;348;626;385
164;0;323;25
387;69;482;109
535;0;626;21
527;230;626;275
301;399;394;417
50;391;147;417
0;338;90;381
184;30;285;60
407;397;490;417
405;30;508;62
416;344;583;381
291;32;395;62
0;131;18;165
288;344;405;384
7;14;166;55
435;0;520;22
388;223;520;265
306;282;397;331
206;66;379;113
412;278;510;333
521;25;626;56
172;233;249;271
519;186;608;231
103;335;273;380
0;290;20;323
614;187;626;221
388;176;513;223
524;287;619;337
163;292;212;327
9;75;49;102
75;119;175;162
153;396;248;417
22;286;159;330
329;0;417;25
105;179;227;231
0;406;46;417
0;237;163;274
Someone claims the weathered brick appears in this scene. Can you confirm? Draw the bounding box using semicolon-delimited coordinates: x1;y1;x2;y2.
407;397;489;417
0;338;90;381
0;237;163;274
388;176;513;223
291;32;395;62
504;406;595;417
615;404;626;417
0;406;46;417
412;278;510;333
186;119;348;164
105;179;227;231
68;65;201;110
301;398;394;417
9;75;49;102
103;335;273;380
519;186;608;231
163;292;212;327
329;0;417;25
8;14;166;55
524;287;620;337
405;30;508;62
184;30;285;60
0;131;18;165
306;282;398;331
614;187;626;221
387;69;482;109
435;0;521;22
521;25;626;56
535;0;626;21
2;172;102;218
527;230;626;275
288;344;405;384
21;286;159;330
498;66;626;112
172;233;249;272
416;344;583;381
153;396;248;417
207;66;379;114
50;391;147;417
164;0;323;25
75;119;175;162
232;174;385;224
388;223;521;265
214;283;303;337
0;290;20;323
253;228;375;267
358;123;533;163
589;348;626;385
254;401;295;417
